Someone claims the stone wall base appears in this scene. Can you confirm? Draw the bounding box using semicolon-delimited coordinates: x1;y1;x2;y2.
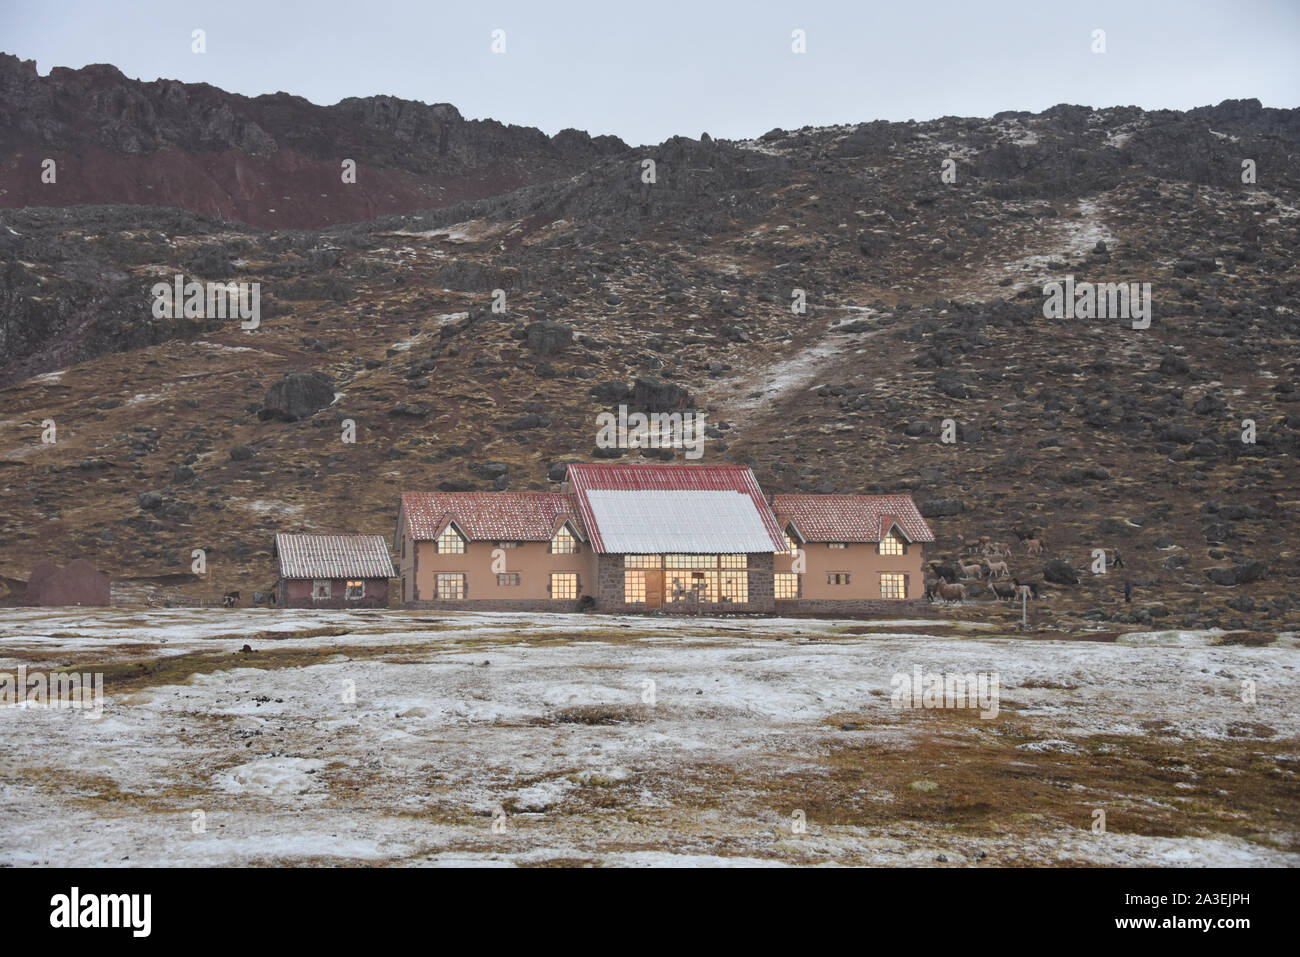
774;598;933;617
402;599;586;613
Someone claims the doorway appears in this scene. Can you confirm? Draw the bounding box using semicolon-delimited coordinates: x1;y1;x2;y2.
644;570;663;609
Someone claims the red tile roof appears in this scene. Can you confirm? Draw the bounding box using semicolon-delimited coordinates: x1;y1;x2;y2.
275;534;394;580
567;464;786;554
771;494;935;543
399;492;584;544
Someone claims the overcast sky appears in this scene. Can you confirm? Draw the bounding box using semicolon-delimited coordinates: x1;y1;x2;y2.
4;0;1297;145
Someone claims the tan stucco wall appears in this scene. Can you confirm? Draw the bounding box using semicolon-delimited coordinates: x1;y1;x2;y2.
399;535;595;603
774;540;925;600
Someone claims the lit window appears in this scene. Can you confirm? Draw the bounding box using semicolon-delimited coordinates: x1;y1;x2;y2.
436;573;465;599
880;573;906;599
437;525;465;554
720;570;748;603
783;530;798;554
665;571;720;602
345;580;365;600
624;571;646;603
624;555;661;569
774;573;800;599
550;573;578;599
720;554;748;569
664;554;718;569
828;542;847;550
496;572;520;587
879;531;904;556
827;572;851;586
312;580;332;600
551;526;578;554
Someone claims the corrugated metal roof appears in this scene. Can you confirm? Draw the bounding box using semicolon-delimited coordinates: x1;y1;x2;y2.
399;492;584;543
771;494;935;543
568;464;786;554
584;489;780;553
275;534;394;580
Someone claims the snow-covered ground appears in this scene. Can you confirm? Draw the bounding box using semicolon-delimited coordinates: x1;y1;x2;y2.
0;610;1295;867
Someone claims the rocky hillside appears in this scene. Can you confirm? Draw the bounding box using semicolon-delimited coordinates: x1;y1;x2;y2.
0;54;627;229
0;78;1297;633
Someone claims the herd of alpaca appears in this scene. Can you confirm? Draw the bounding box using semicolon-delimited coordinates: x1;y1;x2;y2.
926;531;1046;604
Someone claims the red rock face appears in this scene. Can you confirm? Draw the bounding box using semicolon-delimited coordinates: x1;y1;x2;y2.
0;54;627;229
0;145;538;229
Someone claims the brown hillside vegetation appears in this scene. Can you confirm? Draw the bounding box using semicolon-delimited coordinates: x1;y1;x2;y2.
0;94;1297;632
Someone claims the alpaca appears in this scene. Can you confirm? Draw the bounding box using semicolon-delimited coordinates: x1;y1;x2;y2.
984;559;1010;580
1012;578;1039;599
936;582;967;603
990;580;1018;600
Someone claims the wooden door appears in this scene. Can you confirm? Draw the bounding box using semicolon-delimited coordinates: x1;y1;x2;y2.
644;570;663;609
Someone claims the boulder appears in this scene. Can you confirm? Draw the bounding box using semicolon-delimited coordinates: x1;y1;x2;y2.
548;460;582;482
525;321;573;357
264;371;335;421
632;376;692;412
589;381;631;403
1043;559;1079;585
1206;560;1266;586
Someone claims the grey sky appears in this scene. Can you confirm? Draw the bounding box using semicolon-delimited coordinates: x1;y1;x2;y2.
3;0;1297;145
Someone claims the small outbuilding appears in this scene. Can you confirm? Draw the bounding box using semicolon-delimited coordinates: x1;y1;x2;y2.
273;534;394;609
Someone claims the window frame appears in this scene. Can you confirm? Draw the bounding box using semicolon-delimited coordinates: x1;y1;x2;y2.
878;530;905;556
549;572;579;600
550;525;579;555
880;572;906;599
435;572;466;600
437;525;466;554
623;570;646;604
719;569;748;603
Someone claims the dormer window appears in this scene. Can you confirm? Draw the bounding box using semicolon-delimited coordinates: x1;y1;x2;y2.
783;529;798;554
878;530;904;556
437;525;466;554
550;525;578;554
